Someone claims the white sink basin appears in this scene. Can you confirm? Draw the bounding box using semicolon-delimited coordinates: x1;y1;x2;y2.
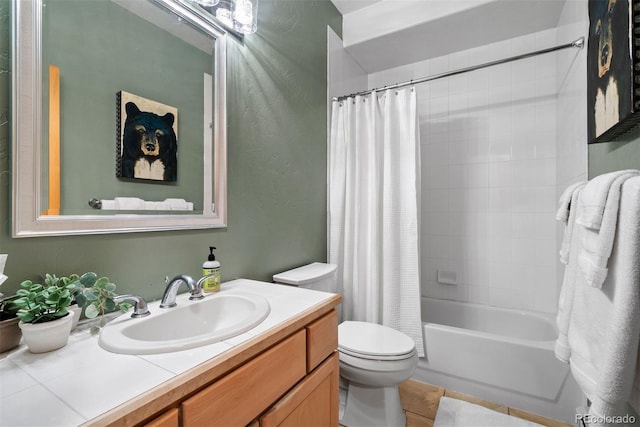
99;291;270;354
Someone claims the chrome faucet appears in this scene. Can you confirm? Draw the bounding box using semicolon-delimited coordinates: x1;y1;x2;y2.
159;274;213;308
113;294;151;318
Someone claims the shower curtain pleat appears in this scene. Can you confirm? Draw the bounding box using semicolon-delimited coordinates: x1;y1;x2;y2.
329;87;424;356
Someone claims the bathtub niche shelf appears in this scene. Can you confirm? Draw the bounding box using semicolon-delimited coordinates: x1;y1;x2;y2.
436;270;457;285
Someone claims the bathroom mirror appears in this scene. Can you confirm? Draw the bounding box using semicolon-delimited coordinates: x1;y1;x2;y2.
12;0;227;237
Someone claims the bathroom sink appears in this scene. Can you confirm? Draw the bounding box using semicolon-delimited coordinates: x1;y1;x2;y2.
99;291;270;354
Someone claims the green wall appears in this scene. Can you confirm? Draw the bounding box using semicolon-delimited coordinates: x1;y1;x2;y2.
0;0;341;300
588;130;640;177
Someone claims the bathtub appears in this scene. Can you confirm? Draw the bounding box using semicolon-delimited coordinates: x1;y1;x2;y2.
413;297;584;422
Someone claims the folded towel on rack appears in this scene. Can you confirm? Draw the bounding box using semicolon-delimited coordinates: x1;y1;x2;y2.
97;198;193;211
142;201;170;210
558;183;585;264
556;181;586;223
114;197;145;210
578;171;639;288
100;200;117;210
165;198;192;210
575;169;639;229
559;176;640;421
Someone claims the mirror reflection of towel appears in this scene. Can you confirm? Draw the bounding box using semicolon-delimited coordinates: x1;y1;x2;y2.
98;198;193;211
114;197;145;210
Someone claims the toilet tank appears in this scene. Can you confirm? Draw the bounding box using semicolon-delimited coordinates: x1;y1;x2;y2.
273;262;337;292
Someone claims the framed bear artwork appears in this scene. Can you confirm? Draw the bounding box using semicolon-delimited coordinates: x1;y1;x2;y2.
587;0;640;143
116;91;179;182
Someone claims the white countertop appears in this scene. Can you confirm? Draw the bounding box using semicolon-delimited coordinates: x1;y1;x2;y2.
0;279;336;427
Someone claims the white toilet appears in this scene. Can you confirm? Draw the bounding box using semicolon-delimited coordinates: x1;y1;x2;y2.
273;262;418;427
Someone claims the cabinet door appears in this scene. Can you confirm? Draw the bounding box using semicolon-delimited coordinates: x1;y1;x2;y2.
144;408;179;427
182;330;306;427
260;352;339;427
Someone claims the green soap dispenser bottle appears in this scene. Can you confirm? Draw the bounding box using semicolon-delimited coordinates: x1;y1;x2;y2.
202;246;221;292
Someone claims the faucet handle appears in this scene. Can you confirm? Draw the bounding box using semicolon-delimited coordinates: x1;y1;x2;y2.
190;273;215;301
193;273;218;298
113;294;150;318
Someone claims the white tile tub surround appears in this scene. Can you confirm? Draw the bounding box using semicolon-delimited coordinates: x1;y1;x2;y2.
555;0;589;305
0;280;336;426
370;29;562;313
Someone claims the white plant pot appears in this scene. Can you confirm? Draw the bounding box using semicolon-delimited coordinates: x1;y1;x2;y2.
19;314;73;353
69;304;82;332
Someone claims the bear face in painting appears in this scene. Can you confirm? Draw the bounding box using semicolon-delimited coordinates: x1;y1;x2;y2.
121;102;177;181
587;0;631;140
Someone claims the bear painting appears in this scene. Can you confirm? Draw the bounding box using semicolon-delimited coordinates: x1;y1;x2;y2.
117;92;178;182
587;0;632;143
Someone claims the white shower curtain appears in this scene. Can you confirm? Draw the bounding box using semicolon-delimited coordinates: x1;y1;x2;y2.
329;87;424;356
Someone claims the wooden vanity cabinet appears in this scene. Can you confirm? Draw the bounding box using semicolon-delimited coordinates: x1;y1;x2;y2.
143;309;339;427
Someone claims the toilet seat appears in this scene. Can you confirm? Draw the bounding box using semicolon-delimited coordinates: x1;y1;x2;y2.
338;321;416;361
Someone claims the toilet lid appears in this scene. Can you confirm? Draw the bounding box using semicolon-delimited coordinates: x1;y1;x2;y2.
272;262;337;285
338;321;416;360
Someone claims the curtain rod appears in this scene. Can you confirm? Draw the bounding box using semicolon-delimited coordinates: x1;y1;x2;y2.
332;37;585;102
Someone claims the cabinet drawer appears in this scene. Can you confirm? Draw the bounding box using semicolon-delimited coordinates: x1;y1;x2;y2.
182;330;306;427
306;310;338;372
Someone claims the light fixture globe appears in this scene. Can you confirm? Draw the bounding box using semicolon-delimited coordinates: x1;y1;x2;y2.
233;0;258;34
214;0;235;28
194;0;219;7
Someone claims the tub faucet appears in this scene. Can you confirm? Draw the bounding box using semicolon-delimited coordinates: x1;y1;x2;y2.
113;294;151;318
160;274;213;308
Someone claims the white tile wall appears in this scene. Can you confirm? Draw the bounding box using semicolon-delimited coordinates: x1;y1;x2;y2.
555;0;589;299
370;28;563;313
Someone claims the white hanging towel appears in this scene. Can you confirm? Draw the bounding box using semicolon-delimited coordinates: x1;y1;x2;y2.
556;175;640;422
576;170;640;288
554;184;584;363
556;182;585;265
575;169;639;229
556;181;586;223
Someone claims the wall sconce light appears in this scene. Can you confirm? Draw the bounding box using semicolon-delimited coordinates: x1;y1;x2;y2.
193;0;258;34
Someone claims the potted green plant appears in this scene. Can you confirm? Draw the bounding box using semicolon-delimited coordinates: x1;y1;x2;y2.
0;293;22;353
44;274;83;331
70;272;132;335
14;279;74;353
